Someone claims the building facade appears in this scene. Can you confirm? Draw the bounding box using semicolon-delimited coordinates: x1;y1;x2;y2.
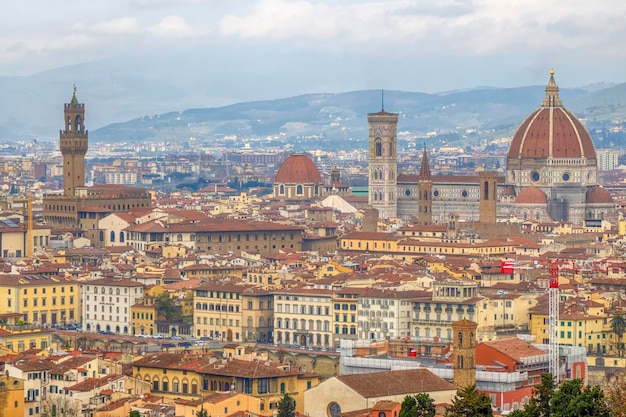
82;278;144;334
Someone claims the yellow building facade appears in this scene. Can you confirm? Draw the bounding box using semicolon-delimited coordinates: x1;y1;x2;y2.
0;275;80;326
193;283;252;341
131;300;157;336
133;352;320;415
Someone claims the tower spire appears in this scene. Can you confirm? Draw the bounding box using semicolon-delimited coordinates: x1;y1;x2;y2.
419;144;431;180
541;69;562;108
71;84;79;105
381;89;384;111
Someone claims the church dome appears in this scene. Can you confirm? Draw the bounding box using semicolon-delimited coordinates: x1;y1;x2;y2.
275;153;322;184
586;186;613;204
515;186;547;204
507;71;596;160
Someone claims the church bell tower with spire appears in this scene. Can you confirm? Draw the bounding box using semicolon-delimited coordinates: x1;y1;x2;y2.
417;146;433;224
60;86;88;196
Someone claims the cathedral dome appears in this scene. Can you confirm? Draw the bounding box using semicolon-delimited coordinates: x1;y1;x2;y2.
515;186;547;204
507;72;596;160
586;186;613;204
275;153;322;184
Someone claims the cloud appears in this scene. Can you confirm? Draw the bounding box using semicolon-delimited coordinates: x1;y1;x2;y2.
148;15;209;37
218;0;626;57
93;17;142;35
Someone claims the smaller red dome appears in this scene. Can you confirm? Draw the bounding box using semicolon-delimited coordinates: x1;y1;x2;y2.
275;153;322;184
515;186;547;204
586;186;613;204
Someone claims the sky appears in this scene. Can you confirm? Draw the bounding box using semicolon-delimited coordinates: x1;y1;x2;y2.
2;0;626;98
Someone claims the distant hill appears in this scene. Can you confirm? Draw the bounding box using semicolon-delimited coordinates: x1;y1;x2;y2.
90;86;600;148
1;58;625;148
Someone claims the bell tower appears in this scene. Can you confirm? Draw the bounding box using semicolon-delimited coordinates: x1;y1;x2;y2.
60;86;88;196
452;319;477;388
417;146;433;224
368;106;398;220
479;171;498;223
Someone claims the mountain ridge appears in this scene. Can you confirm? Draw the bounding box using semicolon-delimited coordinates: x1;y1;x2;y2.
1;58;625;147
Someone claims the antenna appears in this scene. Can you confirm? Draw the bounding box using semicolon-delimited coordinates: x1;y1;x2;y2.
381;90;384;111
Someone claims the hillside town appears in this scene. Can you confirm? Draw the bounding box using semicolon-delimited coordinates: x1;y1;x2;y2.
0;74;625;417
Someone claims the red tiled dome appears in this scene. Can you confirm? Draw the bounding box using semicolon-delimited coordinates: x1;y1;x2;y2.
586;186;613;204
507;72;596;160
515;186;547;204
275;153;322;184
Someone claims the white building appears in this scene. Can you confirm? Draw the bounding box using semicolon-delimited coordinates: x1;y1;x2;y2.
105;172;138;185
356;288;419;340
596;148;620;171
82;278;144;335
273;288;333;348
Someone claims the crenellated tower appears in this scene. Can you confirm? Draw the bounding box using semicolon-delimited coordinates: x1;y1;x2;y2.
417;146;433;224
60;86;88;196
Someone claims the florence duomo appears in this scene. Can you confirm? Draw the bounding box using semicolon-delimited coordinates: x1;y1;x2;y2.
368;70;616;225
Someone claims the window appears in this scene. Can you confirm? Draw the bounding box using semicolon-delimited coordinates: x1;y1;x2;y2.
329;402;342;417
258;378;269;394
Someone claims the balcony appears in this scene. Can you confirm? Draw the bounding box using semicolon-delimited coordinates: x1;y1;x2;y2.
413;318;452;326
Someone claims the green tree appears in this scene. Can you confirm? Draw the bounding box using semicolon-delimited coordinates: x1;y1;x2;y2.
156;293;182;321
511;374;612;417
129;411;141;417
399;393;436;417
551;379;611;417
610;312;626;357
277;393;296;417
444;385;493;417
196;406;209;417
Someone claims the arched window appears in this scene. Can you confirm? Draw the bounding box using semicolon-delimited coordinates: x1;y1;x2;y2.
280;382;285;394
110;231;116;242
120;232;125;243
483;181;489;200
375;139;382;157
177;234;183;242
247;316;253;327
458;332;463;347
75;115;82;130
458;355;464;368
99;231;104;241
314;184;319;195
296;185;303;195
279;184;285;195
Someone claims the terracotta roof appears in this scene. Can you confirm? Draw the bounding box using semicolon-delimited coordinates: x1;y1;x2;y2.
336;369;456;397
275;153;322;184
373;401;400;411
515;186;547;204
586;186;614;204
480;337;546;363
508;73;595;160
